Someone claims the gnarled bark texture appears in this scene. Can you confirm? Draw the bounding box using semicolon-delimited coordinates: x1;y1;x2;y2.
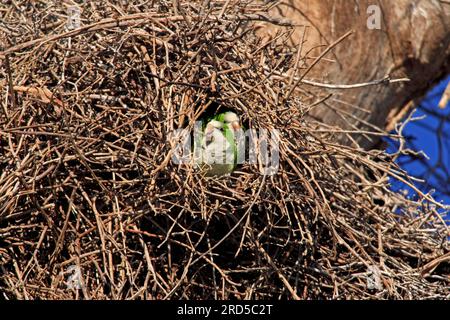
262;0;450;148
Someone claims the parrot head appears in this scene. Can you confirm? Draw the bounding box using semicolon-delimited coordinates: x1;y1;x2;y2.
217;111;241;132
204;120;223;144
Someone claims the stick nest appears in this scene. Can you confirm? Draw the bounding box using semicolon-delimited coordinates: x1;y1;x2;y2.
0;1;449;299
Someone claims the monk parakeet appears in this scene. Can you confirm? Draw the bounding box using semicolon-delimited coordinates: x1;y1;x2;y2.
194;111;242;177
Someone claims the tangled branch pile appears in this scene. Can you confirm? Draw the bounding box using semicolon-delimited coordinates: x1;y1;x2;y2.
0;1;449;299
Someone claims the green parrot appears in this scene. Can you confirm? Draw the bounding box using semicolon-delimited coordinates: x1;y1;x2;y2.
194;111;242;177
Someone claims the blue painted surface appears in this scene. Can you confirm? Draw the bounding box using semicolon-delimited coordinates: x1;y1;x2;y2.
386;75;450;219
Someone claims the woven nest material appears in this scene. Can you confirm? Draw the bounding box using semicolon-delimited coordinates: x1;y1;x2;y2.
0;1;449;299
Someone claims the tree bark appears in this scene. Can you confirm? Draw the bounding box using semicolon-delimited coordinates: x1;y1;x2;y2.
261;0;450;148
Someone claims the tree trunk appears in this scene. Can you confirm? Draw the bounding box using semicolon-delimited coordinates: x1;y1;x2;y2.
261;0;450;148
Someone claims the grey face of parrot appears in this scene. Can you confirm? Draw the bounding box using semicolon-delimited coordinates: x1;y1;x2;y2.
223;112;239;123
223;112;241;131
205;120;223;144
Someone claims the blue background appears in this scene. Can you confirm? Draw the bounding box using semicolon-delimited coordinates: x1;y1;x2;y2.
386;75;450;220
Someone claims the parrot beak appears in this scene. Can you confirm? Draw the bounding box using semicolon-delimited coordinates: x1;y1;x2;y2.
230;121;241;131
